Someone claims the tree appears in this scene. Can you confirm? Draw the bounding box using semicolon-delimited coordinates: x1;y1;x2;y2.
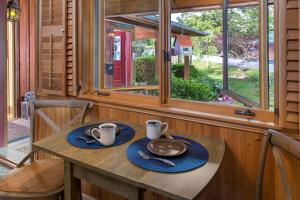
175;5;274;61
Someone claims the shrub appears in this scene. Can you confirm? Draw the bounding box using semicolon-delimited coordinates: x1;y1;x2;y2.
134;56;157;84
171;76;215;101
171;64;196;78
247;69;259;82
171;63;222;94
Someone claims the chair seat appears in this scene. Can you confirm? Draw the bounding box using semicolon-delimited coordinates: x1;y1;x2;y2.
0;159;64;194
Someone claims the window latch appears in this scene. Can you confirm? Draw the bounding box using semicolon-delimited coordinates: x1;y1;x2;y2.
234;109;256;117
163;50;171;62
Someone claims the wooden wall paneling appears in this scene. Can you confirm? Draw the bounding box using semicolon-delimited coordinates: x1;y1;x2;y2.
17;0;38;99
29;0;37;91
274;152;300;200
105;0;258;16
19;0;30;97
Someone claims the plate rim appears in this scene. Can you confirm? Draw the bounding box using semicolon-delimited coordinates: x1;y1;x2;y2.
147;138;187;157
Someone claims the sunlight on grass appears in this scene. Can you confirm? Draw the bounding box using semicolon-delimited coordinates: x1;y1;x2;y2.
190;60;274;108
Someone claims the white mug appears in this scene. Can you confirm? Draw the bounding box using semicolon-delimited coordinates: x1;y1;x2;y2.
91;123;117;146
146;120;168;140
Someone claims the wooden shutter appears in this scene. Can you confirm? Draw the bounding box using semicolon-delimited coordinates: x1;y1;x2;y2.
39;0;66;96
279;0;299;131
66;0;77;96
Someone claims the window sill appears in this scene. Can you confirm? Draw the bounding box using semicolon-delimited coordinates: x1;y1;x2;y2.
77;92;275;131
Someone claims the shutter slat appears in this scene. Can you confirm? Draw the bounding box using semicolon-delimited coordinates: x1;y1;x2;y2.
39;0;66;96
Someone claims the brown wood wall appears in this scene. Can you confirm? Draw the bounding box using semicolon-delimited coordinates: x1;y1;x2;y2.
19;0;36;96
34;103;300;200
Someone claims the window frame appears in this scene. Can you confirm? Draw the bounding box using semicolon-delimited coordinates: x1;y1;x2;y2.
82;0;277;124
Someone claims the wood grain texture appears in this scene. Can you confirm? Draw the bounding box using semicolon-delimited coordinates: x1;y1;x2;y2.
38;0;67;96
279;0;300;131
31;102;298;200
33;120;225;200
0;0;7;147
19;0;30;96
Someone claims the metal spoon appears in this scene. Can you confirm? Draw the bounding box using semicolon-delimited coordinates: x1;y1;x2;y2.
76;137;96;144
163;134;191;145
137;150;175;166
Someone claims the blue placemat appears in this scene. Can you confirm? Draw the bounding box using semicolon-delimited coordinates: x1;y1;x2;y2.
67;123;135;149
127;136;209;173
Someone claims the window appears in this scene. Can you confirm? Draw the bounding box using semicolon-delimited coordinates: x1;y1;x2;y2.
170;9;224;103
93;0;160;96
226;4;260;107
268;3;274;109
90;0;276;116
168;0;274;109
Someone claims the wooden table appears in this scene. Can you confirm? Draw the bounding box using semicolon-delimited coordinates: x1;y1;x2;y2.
33;121;225;200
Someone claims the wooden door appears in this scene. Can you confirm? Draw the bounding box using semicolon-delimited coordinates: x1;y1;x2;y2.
39;0;66;96
113;31;126;87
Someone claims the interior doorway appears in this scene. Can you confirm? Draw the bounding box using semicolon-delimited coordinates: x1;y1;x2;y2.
0;0;36;158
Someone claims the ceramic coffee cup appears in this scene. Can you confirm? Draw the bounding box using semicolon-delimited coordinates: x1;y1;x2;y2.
146;120;168;140
91;123;117;146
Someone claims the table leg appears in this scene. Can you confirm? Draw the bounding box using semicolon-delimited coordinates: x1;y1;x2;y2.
65;160;82;200
128;188;144;200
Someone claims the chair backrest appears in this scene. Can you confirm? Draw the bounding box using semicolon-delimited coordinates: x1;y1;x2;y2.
30;99;94;144
255;129;300;200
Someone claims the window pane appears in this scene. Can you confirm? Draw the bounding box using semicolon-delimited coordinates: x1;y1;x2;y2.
170;9;223;103
103;0;159;96
228;5;260;106
268;4;274;109
93;0;100;89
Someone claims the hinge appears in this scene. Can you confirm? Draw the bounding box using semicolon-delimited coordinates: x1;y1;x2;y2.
234;109;256;117
274;107;279;117
76;85;81;92
163;50;171;62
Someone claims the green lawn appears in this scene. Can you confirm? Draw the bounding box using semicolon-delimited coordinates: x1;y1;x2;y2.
189;60;274;108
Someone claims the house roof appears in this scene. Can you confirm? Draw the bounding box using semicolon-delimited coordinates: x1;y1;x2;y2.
144;15;208;36
107;15;208;37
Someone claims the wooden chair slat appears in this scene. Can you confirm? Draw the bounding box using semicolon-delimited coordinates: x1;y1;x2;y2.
272;146;292;200
16;152;35;168
36;109;62;133
34;99;93;109
255;132;271;200
61;113;81;131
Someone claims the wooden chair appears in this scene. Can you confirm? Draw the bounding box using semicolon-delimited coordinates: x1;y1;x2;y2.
255;129;300;200
0;99;93;200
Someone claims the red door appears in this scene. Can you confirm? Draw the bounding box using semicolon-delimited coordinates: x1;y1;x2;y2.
113;31;126;87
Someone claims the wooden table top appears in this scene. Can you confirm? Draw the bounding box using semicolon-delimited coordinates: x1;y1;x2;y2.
33;121;225;200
